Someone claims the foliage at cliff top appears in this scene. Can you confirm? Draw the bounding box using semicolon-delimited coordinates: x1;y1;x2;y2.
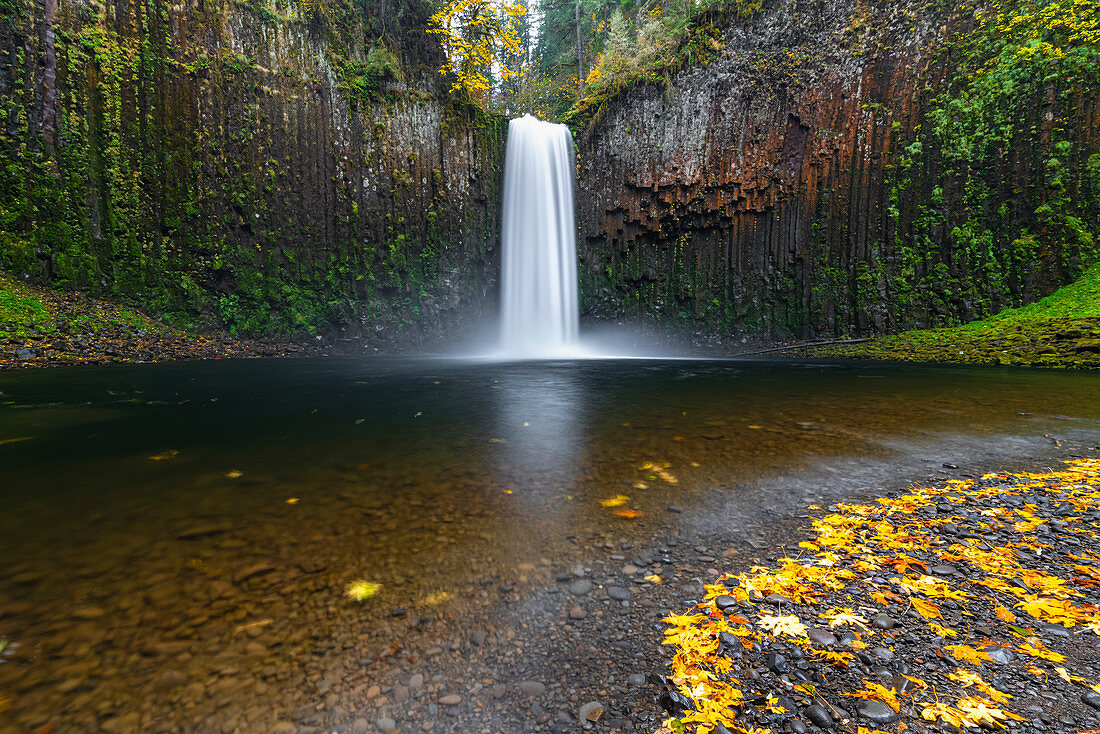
807;265;1100;368
429;0;527;101
658;459;1100;733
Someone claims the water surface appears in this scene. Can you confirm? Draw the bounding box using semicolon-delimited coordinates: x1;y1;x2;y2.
0;357;1097;732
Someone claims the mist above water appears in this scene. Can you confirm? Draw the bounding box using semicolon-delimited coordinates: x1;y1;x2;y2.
498;114;581;358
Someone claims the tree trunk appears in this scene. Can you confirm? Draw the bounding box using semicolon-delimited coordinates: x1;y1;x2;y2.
575;0;584;98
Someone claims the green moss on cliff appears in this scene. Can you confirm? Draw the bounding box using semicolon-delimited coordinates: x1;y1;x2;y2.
810;264;1100;367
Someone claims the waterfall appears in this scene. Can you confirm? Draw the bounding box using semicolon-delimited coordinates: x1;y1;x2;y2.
500;114;580;358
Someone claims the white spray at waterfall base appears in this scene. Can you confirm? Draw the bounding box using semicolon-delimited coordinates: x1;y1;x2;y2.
499;115;582;358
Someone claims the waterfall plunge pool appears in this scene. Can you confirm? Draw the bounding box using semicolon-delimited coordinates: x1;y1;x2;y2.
0;356;1097;731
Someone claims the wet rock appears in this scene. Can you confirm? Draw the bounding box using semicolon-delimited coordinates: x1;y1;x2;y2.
766;651;789;674
578;701;605;722
568;579;593;596
857;700;899;725
607;586;631;601
714;595;737;611
985;646;1015;665
808;628;837;647
791;720;809;734
627;673;645;687
1082;691;1100;711
872;613;896;630
233;563;276;584
931;564;958;576
519;680;546;697
804;704;834;729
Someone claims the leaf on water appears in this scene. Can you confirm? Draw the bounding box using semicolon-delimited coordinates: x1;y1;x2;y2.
424;591;451;605
225;470;243;479
148;449;179;461
600;495;630;508
345;580;381;602
614;509;643;519
757;614;808;638
286;497;300;504
0;437;33;446
488;437;506;443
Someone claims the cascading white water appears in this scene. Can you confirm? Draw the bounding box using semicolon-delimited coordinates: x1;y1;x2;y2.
500;114;580;358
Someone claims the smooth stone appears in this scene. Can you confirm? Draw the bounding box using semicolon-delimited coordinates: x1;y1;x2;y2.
439;694;461;706
578;701;605;722
569;606;587;619
568;580;593;596
871;646;895;662
764;594;792;605
714;595;737;611
408;673;424;690
627;674;644;687
808;628;837;647
791;720;809;734
519;680;546;697
1082;691;1100;711
931;564;958;576
607;587;631;601
376;717;396;733
872;613;896;630
986;646;1015;665
858;699;899;725
804;704;834;729
350;720;370;734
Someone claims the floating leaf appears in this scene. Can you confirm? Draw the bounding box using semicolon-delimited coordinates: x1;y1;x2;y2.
225;470;243;479
345;580;381;601
614;509;643;519
600;495;630;508
286;497;300;504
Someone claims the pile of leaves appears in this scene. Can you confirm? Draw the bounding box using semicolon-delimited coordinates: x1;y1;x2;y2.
657;459;1100;733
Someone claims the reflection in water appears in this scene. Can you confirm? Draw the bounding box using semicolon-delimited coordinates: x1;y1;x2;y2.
0;358;1097;732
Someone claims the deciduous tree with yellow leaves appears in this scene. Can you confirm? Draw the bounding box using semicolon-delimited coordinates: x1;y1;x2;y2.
428;0;527;100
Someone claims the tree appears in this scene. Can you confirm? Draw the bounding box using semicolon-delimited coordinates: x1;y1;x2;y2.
428;0;527;101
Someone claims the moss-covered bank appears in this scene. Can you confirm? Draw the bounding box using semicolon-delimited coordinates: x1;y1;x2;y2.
807;264;1100;368
0;272;318;367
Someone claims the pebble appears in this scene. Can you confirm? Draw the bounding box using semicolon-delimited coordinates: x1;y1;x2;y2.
349;720;370;734
858;699;899;725
931;564;958;575
408;673;424;691
985;646;1015;664
439;694;461;706
872;613;896;629
568;579;593;596
808;628;837;647
578;701;605;722
518;680;546;697
1083;691;1100;711
607;586;631;601
376;716;396;732
569;606;587;619
804;704;835;729
765;651;789;673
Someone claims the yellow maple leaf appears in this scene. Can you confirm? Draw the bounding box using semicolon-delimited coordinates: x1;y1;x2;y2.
600;494;629;508
911;597;942;619
1017;639;1065;662
757;614;808;638
1053;666;1086;684
929;622;958;638
614;509;643;519
944;644;993;665
844;681;901;712
994;606;1017;623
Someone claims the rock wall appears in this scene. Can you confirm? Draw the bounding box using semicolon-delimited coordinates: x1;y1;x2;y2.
575;0;1100;340
0;0;505;345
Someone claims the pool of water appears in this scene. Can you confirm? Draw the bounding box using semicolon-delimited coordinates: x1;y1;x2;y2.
0;357;1098;732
